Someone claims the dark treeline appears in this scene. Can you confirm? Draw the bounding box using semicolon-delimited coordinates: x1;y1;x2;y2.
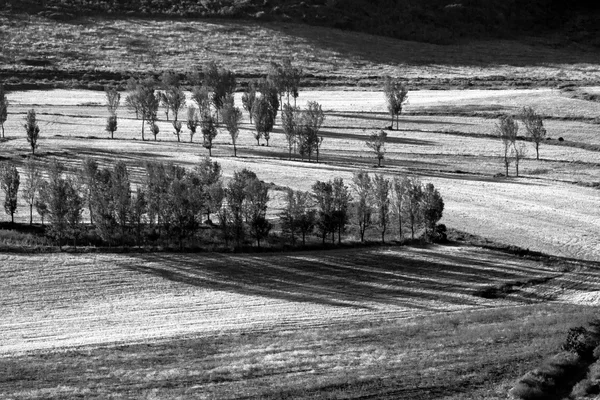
6;0;600;45
0;157;445;250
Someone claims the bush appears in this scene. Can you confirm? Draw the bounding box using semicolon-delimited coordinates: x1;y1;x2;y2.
563;327;598;359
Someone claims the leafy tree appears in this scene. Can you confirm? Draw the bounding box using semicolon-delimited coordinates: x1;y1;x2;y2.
65;178;84;248
22;158;41;225
383;76;408;130
0;84;8;138
267;62;285;111
1;163;20;223
80;157;98;224
225;169;250;246
280;189;315;246
392;174;409;240
90;167;117;245
105;85;121;116
204;62;236;126
201;114;218;156
105;115;118;139
421;183;444;240
111;161;131;238
191;85;211;119
282;58;302;107
144;161;169;235
35;180;49;226
125;78;159;141
282;104;300;160
251;96;275;146
302;101;325;162
298;125;319;162
187;107;200;143
365;130;387;167
242;80;257;123
332;177;351;244
520;106;546;160
130;186;147;248
373;174;391;242
496;115;518;177
42;160;70;249
24;109;40;154
194;157;223;223
150;122;160;141
221;102;242;157
259;78;280;121
162;86;186;122
312;180;334;244
352;170;373;242
217;206;233;247
244;177;271;248
403;177;423;240
172;120;183;142
164;165;203;249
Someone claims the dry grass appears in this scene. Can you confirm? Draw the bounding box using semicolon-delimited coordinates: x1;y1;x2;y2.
1;14;600;87
1;246;599;399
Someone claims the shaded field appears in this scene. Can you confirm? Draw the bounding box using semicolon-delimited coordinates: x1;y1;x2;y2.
1;14;600;88
1;245;600;399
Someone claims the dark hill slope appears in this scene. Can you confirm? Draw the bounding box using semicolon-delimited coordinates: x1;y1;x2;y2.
5;0;600;45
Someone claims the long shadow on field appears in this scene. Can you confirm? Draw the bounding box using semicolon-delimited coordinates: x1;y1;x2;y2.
126;246;560;310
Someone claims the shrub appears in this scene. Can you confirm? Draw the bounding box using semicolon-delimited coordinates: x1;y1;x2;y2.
562;327;597;359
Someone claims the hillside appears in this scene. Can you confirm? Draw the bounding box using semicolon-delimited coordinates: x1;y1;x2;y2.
5;0;600;46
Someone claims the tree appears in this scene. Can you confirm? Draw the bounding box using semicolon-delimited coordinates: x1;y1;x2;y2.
332;177;351;244
282;104;299;160
251;96;275;146
259;78;280;121
267;62;285;111
126;79;159;141
191;85;211;119
35;180;49;226
421;183;444;241
513;140;527;177
298;126;319;162
105;115;118;139
111;161;131;238
280;189;314;246
201;114;218;156
105;85;121;116
65;177;84;247
80;157;98;224
496;115;518;177
365;130;387;167
244;177;271;248
164;165;203;250
0;84;8;138
352;170;373;242
24;109;40;154
520;106;546;160
403;177;423;240
1;163;20;223
43;160;70;249
373;174;391;243
225;169;252;247
22;158;41;225
144;161;169;236
383;76;408;130
282;58;302;107
172;120;183;142
203;62;236;126
130;186;147;248
222;102;242;157
392;175;409;241
312;180;334;244
90;167;117;245
150;122;160;141
242;81;257;123
302;101;325;162
162;86;186;122
187;107;200;143
195;157;223;223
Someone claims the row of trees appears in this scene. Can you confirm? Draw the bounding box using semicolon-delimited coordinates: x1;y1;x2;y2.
496;107;547;176
0;158;444;249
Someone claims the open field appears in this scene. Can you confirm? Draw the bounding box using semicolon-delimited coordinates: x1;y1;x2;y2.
2;13;600;88
1;88;599;261
1;245;600;399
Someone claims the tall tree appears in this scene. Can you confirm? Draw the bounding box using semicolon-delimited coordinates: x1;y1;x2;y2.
383;76;408;130
302;101;325;162
24;109;40;155
201;114;218;156
191;85;211;119
392;175;409;241
80;157;98;224
251;96;275;146
282;104;299;160
513;141;527;178
204;62;236;126
22;158;41;225
187;107;200;143
42;160;70;249
312;180;334;244
403;177;423;240
221;102;242;157
282;58;302;107
162;86;186;122
130;186;148;248
144;161;168;235
195;157;223;223
0;84;8;139
332;177;351;244
105;85;120;140
111;161;131;238
65;177;84;248
352;170;373;242
280;189;314;246
365;130;387;167
164;165;203;250
267;62;285;112
496;115;518;177
373;174;391;243
126;78;159;141
244;176;271;248
520;106;546;160
242;81;257;123
1;163;20;223
421;183;444;241
225;169;252;246
172;120;183;142
105;115;118;140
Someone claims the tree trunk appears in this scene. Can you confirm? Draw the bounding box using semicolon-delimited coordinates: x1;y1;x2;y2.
141;119;145;141
505;159;509;177
396;114;399;130
208;147;212;157
30;204;33;225
411;222;415;240
381;228;385;243
378;157;381;167
536;143;539;160
234;144;237;157
301;232;306;246
1;123;4;138
11;212;14;224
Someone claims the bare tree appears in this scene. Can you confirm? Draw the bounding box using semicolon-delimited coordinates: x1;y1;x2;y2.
302;101;325;162
513;141;527;177
496;115;518;177
126;79;159;141
392;175;409;241
282;58;302;107
24;109;40;154
162;86;186;122
22;158;41;225
105;85;121;116
520;106;546;160
0;84;8;138
352;170;373;242
403;177;423;240
365;130;387;167
383;76;408;130
282;104;299;160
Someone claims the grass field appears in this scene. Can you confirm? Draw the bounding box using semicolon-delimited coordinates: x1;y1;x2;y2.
2;13;600;88
1;245;599;399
